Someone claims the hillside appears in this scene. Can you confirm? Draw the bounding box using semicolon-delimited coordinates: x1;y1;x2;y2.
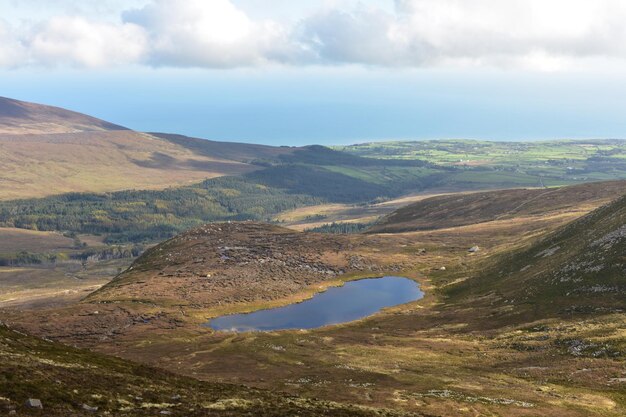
0;324;411;417
369;180;626;233
0;130;261;200
0;98;445;202
446;188;626;321
0;96;128;134
88;222;381;310
151;133;297;163
0;97;303;200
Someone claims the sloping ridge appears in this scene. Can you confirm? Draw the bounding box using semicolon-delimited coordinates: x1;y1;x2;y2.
151;132;298;163
369;181;626;233
0;96;128;134
448;190;626;319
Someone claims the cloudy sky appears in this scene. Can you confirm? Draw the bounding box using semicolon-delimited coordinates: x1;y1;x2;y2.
2;0;626;144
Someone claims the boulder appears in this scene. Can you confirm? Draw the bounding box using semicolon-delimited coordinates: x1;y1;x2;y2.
25;399;43;409
468;246;480;253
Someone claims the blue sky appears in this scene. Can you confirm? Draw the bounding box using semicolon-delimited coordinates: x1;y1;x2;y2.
2;1;626;145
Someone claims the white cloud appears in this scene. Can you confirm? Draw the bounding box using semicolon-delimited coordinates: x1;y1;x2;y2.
0;20;26;68
122;0;302;67
28;17;147;68
297;0;626;70
2;0;626;70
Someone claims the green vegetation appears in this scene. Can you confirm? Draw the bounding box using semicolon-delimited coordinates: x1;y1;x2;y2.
0;176;320;244
5;141;626;245
0;146;449;243
334;139;626;186
0;246;143;267
306;222;374;234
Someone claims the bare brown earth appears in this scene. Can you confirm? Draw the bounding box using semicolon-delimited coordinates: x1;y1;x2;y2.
4;200;626;417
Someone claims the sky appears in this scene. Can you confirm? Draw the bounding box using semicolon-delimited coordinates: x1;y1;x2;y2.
1;0;626;145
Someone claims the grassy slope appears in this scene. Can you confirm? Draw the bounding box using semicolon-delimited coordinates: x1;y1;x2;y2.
444;188;626;323
0;324;416;417
0;228;74;253
369;180;626;233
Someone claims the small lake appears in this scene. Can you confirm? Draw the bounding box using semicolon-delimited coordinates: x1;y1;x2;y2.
207;276;423;332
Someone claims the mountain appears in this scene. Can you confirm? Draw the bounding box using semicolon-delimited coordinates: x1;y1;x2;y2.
151;132;298;163
5;192;626;416
0;130;263;200
0;97;290;200
0;96;128;134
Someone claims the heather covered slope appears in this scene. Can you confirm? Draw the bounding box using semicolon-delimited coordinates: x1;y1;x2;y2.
369;180;626;233
0;130;259;200
0;324;414;417
0;96;128;134
445;190;626;323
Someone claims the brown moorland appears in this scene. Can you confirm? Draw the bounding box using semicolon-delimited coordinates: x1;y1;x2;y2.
5;187;626;417
369;180;626;233
0;131;260;200
0;96;128;135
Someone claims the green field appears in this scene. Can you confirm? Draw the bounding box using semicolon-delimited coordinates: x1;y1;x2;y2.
334;139;626;185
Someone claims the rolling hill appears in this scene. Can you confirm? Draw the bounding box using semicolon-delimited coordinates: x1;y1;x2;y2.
0;130;263;200
0;96;128;135
0;97;295;200
5;184;626;416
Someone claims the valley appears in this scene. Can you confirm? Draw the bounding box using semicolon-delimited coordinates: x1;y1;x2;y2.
0;98;625;417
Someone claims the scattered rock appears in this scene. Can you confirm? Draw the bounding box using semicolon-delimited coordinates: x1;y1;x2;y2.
25;398;42;409
536;246;560;258
82;404;98;412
